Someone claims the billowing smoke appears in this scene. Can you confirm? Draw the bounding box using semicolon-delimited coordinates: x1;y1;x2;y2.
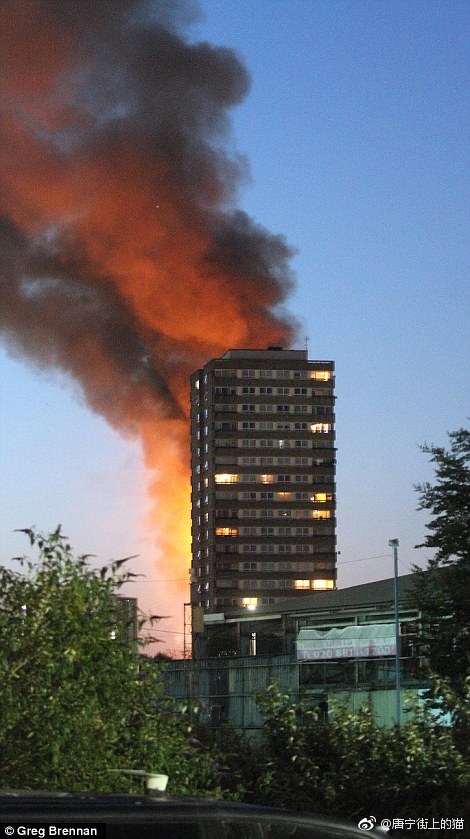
0;0;296;646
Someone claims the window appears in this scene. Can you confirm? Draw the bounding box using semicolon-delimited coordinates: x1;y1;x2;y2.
215;473;238;484
311;510;332;519
242;421;256;430
277;404;290;412
309;371;331;381
312;579;335;590
294;579;310;589
278;474;291;483
242;404;255;412
311;492;334;503
242;369;256;378
294;387;307;395
241;386;256;394
260;474;274;484
310;423;331;433
242;597;258;610
215;527;238;536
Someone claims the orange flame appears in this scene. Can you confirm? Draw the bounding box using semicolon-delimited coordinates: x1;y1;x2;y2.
0;0;296;652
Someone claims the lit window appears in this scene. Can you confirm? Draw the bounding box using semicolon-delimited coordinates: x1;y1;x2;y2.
311;510;332;519
277;491;292;500
215;527;238;536
242;597;258;610
309;371;331;381
259;474;274;484
310;423;331;433
215;473;239;484
311;492;333;503
294;579;310;589
311;579;335;590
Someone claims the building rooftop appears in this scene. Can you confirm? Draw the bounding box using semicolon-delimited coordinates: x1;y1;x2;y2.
204;574;418;626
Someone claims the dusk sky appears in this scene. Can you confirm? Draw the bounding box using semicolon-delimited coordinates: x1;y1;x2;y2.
1;0;468;654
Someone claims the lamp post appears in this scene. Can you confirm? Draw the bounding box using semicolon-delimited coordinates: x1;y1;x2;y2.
389;538;400;726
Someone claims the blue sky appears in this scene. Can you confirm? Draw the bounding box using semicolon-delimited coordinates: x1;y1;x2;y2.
1;0;468;653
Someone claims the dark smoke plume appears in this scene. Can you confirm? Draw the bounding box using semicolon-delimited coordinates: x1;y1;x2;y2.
0;0;296;636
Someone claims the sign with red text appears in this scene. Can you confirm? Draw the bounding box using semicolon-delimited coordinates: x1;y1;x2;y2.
297;623;396;660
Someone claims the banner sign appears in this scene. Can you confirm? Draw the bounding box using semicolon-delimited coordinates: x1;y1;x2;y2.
297;623;396;661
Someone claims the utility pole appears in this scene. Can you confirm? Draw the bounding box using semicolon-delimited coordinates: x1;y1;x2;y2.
389;539;401;726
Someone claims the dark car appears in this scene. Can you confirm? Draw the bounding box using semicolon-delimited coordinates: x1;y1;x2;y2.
0;792;387;838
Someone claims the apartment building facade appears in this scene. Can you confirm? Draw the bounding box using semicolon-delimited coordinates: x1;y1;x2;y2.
190;348;336;615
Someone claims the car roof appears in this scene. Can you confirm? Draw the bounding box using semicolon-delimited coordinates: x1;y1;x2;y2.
0;792;386;838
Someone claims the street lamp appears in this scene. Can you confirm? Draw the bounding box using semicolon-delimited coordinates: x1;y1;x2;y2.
389;538;400;726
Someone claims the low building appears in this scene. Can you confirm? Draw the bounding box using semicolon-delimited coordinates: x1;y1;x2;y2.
163;574;426;731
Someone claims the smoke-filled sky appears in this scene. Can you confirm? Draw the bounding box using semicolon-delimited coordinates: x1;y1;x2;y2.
1;0;468;653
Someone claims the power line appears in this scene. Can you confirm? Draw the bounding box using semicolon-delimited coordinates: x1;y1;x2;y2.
337;553;390;565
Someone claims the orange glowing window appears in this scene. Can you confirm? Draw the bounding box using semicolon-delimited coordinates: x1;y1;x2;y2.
310;423;331;434
311;510;332;520
259;474;274;484
215;473;239;484
309;371;331;381
294;579;310;590
215;527;238;537
277;491;292;499
311;579;335;590
311;493;333;503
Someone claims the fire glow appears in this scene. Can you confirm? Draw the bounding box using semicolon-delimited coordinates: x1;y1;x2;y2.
0;0;297;649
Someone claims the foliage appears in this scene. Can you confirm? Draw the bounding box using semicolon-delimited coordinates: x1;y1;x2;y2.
413;427;470;702
415;427;470;563
0;528;222;795
211;683;470;835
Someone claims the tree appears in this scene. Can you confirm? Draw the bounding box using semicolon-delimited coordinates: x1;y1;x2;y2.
415;427;470;563
221;683;470;832
0;527;221;794
413;427;470;726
